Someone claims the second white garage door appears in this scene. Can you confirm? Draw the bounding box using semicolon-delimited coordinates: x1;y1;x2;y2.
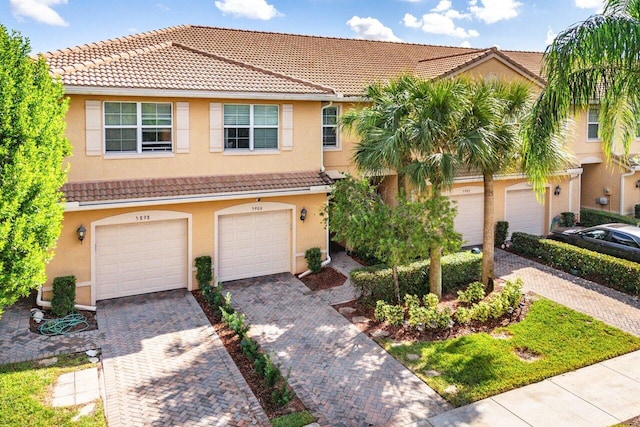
505;189;545;237
218;210;291;282
95;219;188;300
449;193;484;246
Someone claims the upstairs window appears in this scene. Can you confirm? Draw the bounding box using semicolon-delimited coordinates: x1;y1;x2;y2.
587;107;599;140
104;102;173;153
224;104;279;150
322;105;338;148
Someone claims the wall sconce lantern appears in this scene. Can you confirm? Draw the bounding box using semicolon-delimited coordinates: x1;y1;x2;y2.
554;185;561;196
76;224;86;244
636;180;640;188
300;208;307;222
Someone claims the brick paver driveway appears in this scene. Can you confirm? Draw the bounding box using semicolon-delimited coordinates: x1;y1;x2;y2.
99;289;269;427
227;274;451;427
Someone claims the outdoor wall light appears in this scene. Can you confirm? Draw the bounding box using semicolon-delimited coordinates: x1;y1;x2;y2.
300;207;307;222
554;185;561;196
636;180;640;188
76;224;86;244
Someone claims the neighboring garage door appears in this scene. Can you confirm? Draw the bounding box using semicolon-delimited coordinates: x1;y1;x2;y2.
449;193;484;246
218;210;291;282
95;219;187;300
505;189;545;237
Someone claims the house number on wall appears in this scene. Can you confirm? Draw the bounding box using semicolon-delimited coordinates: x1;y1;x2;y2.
251;206;263;211
135;215;151;221
462;189;471;193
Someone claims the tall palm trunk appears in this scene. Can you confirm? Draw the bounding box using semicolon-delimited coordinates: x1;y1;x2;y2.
482;172;495;293
429;185;443;298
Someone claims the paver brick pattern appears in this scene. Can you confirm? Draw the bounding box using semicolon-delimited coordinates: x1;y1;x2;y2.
495;249;640;336
227;274;451;427
99;289;270;427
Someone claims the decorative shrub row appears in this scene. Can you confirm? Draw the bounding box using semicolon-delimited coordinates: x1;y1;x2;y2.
51;275;76;317
350;252;482;304
580;208;639;227
374;279;523;329
511;232;640;295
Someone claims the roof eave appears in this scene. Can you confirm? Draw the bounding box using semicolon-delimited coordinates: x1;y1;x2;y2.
63;85;344;101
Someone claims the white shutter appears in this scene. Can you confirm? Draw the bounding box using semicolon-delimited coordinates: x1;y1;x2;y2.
209;102;223;152
176;102;190;153
85;100;102;156
282;104;293;151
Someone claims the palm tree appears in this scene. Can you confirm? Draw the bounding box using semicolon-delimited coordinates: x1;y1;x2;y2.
525;0;640;193
342;76;469;297
456;79;533;290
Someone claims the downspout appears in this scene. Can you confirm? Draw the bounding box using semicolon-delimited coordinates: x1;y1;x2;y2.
37;285;97;311
299;103;333;279
620;168;638;215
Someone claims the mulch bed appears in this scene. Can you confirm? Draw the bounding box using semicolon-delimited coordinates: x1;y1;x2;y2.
334;280;533;342
192;290;306;419
299;266;346;291
29;309;98;334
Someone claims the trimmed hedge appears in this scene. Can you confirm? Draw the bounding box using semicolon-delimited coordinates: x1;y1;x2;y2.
350;252;482;304
195;256;212;288
580;208;639;227
51;276;76;317
511;232;640;295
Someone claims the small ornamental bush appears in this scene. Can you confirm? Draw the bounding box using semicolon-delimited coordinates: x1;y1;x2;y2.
263;352;281;388
373;301;404;326
404;294;421;311
635;204;640;220
305;247;323;274
470;301;491;322
454;306;472;324
511;232;640;295
220;306;250;339
241;337;260;361
194;256;212;288
495;221;509;246
51;276;76;317
457;282;485;305
560;212;576;227
423;293;439;309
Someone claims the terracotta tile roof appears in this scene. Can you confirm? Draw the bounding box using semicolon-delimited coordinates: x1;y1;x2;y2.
41;25;544;97
62;171;333;204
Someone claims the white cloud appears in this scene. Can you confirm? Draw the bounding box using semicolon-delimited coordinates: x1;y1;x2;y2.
545;27;556;45
214;0;282;20
403;13;423;28
460;40;472;47
432;0;452;12
574;0;604;9
156;3;170;11
9;0;68;26
468;0;522;24
347;16;402;42
404;7;477;39
128;27;138;33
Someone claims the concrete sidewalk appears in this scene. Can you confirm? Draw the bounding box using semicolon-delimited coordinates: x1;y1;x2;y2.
428;350;640;427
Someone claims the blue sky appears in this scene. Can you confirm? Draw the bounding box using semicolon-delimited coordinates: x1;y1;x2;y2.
1;0;606;54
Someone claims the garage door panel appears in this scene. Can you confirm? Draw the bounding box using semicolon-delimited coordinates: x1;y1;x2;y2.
96;219;187;300
218;210;291;282
506;189;545;237
450;193;484;246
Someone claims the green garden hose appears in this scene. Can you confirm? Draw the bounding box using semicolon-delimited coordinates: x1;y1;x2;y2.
38;313;89;336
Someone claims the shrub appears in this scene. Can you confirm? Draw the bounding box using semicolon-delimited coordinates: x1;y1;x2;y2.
560;212;576;227
263;352;281;388
305;247;322;274
272;369;294;407
470;301;491;322
220;306;250;339
404;294;421;311
373;301;404;326
241;337;260;361
636;204;640;220
511;232;640;295
580;208;639;227
501;279;524;308
51;276;76;317
457;281;485;305
495;221;509;246
351;252;482;304
422;293;439;309
454;306;472;324
254;352;268;376
194;256;212;288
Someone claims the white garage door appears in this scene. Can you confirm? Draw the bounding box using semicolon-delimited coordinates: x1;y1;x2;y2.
218;210;291;282
95;219;187;300
450;193;484;246
506;189;545;237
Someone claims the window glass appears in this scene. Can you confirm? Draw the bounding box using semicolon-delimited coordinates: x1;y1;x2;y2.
224;105;250;126
322;106;338;147
105;128;137;152
587;107;599;139
254;105;278;126
104;102;172;153
254;128;278;149
224;104;278;150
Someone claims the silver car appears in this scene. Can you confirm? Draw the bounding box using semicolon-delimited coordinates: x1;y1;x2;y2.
550;223;640;263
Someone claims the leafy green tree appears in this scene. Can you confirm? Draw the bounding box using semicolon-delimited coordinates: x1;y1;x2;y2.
456;79;533;291
524;0;631;193
0;26;70;315
329;175;459;302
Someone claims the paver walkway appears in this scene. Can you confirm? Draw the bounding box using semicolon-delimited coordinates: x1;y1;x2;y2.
316;251;362;305
226;273;451;427
495;249;640;336
0;290;269;427
99;289;269;427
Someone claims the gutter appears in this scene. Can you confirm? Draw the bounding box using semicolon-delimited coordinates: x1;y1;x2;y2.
36;285;97;312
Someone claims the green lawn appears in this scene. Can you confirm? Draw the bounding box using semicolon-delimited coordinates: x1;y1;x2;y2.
271;410;315;427
0;354;106;427
384;298;640;407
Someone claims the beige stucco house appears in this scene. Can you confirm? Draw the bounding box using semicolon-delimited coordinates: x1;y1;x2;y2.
41;25;585;306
